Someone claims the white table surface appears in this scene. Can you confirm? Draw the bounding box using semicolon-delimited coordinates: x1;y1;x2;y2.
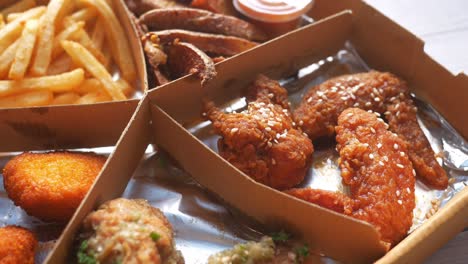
366;1;467;263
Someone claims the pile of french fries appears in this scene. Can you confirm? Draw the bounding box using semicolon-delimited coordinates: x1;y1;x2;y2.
0;0;136;108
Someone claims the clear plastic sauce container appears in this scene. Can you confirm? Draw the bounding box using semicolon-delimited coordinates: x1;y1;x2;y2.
233;0;314;37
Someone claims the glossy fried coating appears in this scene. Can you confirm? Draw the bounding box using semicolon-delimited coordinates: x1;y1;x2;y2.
204;75;313;190
294;71;448;189
0;226;37;264
287;108;416;248
80;198;184;264
3;151;106;222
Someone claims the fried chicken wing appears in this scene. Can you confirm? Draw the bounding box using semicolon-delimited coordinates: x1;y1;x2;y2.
287;108;416;248
204;75;313;190
139;8;267;41
294;71;448;189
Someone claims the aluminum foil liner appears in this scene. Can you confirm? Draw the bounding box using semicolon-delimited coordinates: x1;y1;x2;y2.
0;43;467;264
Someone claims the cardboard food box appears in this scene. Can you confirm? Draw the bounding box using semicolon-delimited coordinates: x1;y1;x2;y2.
44;1;468;263
0;0;148;152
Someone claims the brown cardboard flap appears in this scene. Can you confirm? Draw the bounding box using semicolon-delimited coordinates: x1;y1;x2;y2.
44;97;152;263
150;11;353;123
0;100;139;152
150;103;386;263
0;0;148;152
376;187;468;264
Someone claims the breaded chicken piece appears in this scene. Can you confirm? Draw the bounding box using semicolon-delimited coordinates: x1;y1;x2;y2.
294;71;448;189
287;108;416;248
3;151;106;222
204;75;313;190
78;198;184;264
0;226;37;264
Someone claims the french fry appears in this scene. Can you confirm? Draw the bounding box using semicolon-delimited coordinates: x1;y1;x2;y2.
61;40;125;100
9;19;39;80
52;21;85;59
6;12;21;23
0;68;85;97
0;0;36;16
30;0;67;76
55;0;75;29
0;90;53;108
73;78;101;94
77;28;107;65
0;6;45;53
0;39;20;78
64;7;97;25
76;91;111;104
51;92;80;105
116;78;133;97
47;54;72;75
91;18;105;50
80;0;136;82
0;14;5;29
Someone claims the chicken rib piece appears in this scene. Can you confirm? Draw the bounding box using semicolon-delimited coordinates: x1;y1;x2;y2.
294;71;447;189
287;108;416;248
204;75;313;190
139;7;267;41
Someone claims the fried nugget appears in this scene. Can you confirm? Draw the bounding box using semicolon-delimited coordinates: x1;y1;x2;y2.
78;198;184;264
294;71;448;189
204;75;313;190
287;108;416;248
0;226;37;264
3;151;107;222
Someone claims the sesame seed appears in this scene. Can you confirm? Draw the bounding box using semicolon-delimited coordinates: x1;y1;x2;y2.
412;169;416;176
353;103;359;107
317;99;323;103
292;122;296;126
384;111;391;115
377;118;384;123
379;161;384;166
307;97;312;103
317;91;324;96
373;88;379;94
363;143;369;147
400;151;405;157
341;96;348;100
272;159;276;165
368;110;373;113
302;132;307;137
298;120;304;126
396;163;404;168
369;153;374;159
397;200;402;205
231;128;239;133
394;144;399;150
276;133;281;139
365;102;372;107
406;187;411;193
347;113;353;117
268;93;274;98
370;127;376;133
265;127;272;132
396;111;400;117
377;143;382;148
374;97;381;102
383;156;389;162
396;190;400;196
374;112;381;117
267;142;273;147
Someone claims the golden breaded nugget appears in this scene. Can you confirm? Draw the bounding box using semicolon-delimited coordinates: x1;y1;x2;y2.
3;151;106;222
0;226;37;264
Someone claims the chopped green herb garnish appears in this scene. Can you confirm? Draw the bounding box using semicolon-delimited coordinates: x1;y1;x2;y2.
77;240;97;264
271;230;290;242
150;231;161;241
295;244;309;257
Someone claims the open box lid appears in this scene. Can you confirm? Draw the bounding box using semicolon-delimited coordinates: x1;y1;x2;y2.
0;0;148;152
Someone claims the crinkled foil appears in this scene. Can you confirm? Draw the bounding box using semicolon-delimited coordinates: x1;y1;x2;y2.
0;43;467;264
